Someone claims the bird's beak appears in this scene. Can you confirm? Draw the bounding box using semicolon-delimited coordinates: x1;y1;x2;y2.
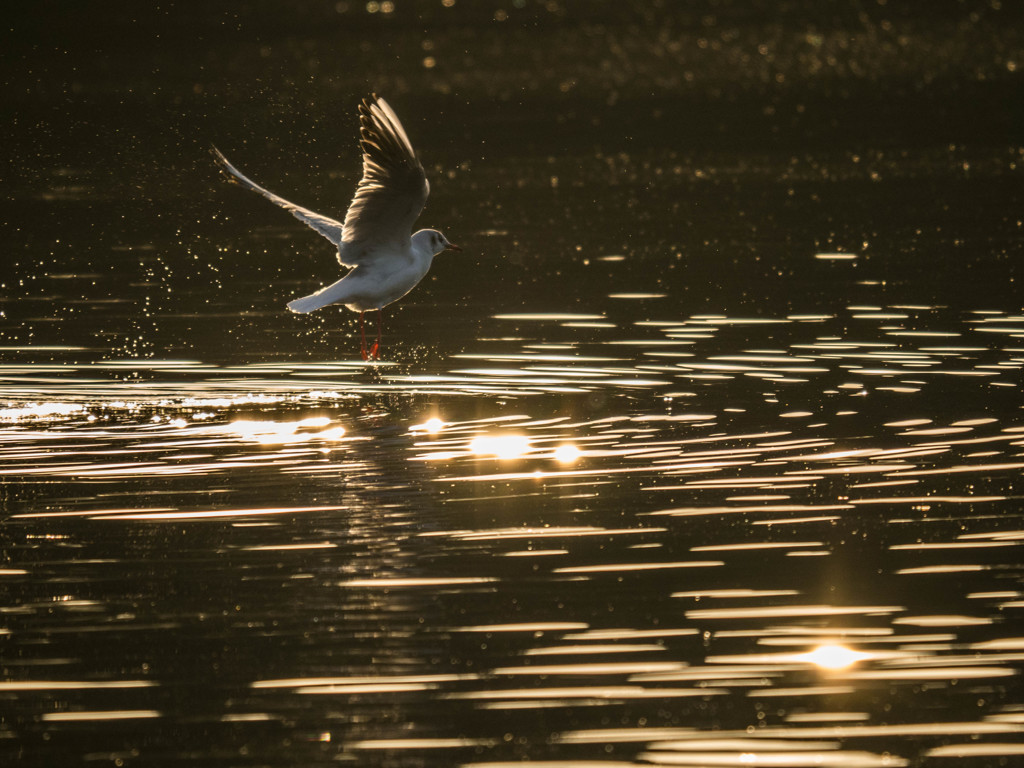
445;242;463;252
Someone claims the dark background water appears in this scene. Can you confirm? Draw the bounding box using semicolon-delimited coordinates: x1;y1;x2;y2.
4;2;1024;767
4;0;1024;358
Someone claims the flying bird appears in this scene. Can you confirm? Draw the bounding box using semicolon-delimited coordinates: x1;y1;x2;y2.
212;95;460;360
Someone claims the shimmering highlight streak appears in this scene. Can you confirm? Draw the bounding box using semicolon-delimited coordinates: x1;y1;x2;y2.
647;505;853;518
563;629;700;641
296;683;437;694
337;577;498;588
442;527;666;542
895;565;988;575
439;460;753;483
93;505;348;521
638;748;907;767
501;549;569;557
554;561;724;574
252;674;477;689
641;722;1023;741
446;685;723;700
926;744;1024;757
752;686;858;698
492;313;607;321
0;680;156;691
11;507;178;519
891;462;1024;476
348;738;498;749
850;496;1006;506
454;623;590;633
490;661;687;676
556;728;701;743
685;605;904;620
784;714;871;724
752;516;840;526
524;643;665;656
690;542;823;552
891;615;993;627
242;542;337;552
889;541;1015;551
673;589;801;599
42;710;161;721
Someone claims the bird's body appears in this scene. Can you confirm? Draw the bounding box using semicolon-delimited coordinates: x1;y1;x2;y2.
212;95;459;359
286;229;446;314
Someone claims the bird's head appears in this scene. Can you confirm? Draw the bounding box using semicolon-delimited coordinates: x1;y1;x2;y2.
414;229;462;258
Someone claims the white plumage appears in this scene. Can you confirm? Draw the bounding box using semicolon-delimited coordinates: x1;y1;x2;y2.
213;95;460;359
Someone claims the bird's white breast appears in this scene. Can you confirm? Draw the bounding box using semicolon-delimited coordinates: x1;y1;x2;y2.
339;248;433;312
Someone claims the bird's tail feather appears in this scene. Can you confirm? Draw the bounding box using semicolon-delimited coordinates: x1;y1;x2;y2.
287;279;349;314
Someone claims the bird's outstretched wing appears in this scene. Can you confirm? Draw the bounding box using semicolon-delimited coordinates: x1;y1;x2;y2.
340;95;430;257
211;146;344;246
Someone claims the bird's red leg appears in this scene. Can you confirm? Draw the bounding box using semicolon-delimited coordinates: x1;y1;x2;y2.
359;311;368;361
371;309;382;360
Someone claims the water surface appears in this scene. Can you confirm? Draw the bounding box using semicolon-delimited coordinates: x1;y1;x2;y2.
4;3;1024;766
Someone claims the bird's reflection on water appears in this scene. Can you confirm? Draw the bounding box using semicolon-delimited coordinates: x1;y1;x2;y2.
3;304;1024;766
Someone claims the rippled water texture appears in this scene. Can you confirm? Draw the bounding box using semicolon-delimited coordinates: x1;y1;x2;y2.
4;3;1024;766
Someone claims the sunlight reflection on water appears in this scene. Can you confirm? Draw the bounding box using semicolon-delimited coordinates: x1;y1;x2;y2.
5;0;1024;760
4;304;1024;765
3;304;1023;408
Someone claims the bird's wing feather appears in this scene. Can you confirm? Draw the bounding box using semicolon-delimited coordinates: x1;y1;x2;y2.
340;95;430;260
211;146;344;246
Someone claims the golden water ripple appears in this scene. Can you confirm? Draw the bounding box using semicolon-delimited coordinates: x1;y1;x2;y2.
5;305;1024;767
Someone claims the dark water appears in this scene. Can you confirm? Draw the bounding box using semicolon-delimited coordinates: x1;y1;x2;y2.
4;3;1024;766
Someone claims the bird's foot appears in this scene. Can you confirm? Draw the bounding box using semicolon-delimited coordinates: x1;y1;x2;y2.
369;341;380;360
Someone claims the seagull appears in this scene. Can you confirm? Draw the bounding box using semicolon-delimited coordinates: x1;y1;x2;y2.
212;95;460;361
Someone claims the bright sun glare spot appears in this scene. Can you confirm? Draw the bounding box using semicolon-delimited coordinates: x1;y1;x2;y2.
410;416;445;434
0;402;85;421
296;416;331;429
470;434;531;459
317;427;347;441
553;444;581;464
801;643;871;670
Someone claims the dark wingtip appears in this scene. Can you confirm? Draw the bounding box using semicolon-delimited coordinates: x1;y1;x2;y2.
358;97;376;126
360;94;379;113
360;93;382;115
